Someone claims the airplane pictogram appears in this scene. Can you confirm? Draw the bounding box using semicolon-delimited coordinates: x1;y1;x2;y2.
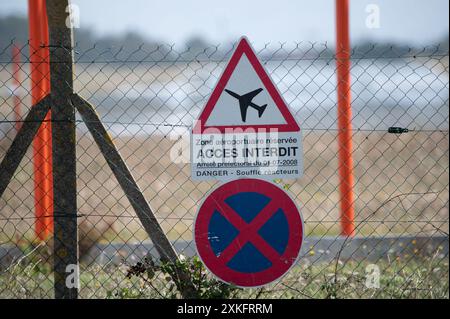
225;88;267;122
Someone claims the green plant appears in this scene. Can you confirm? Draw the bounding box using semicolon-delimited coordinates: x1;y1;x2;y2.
126;256;241;299
106;287;144;299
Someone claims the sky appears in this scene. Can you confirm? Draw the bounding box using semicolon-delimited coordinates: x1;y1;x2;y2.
0;0;448;46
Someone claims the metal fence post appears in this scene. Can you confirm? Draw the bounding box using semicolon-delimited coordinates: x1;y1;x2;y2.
335;0;355;236
46;0;78;299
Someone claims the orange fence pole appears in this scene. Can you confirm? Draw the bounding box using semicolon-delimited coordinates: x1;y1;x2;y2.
12;45;22;132
28;0;53;241
335;0;355;236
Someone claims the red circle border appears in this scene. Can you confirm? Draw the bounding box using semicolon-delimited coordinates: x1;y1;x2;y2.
194;178;304;288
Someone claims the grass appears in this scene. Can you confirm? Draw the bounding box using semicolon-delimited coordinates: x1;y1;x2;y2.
1;253;448;299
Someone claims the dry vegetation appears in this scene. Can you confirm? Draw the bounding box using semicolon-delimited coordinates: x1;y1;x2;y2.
0;252;448;298
1;128;448;243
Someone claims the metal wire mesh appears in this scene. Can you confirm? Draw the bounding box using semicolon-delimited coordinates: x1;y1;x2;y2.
0;41;448;298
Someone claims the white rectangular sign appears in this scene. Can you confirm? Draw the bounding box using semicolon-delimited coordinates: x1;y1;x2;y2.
191;131;302;181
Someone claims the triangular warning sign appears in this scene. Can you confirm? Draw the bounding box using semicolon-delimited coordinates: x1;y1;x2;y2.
193;37;300;133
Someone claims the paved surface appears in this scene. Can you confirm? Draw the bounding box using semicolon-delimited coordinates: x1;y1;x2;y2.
84;235;449;266
1;235;448;268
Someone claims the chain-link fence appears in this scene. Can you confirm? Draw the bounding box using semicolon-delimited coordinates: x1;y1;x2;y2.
0;41;448;298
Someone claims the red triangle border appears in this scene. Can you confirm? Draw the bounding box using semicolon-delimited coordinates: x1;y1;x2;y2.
193;37;300;134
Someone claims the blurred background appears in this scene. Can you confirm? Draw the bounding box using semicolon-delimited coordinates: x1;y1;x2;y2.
1;0;448;51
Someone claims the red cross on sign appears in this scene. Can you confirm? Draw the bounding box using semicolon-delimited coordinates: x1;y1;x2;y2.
194;178;304;287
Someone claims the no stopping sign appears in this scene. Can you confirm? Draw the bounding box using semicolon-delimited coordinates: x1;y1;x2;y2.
194;178;304;287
